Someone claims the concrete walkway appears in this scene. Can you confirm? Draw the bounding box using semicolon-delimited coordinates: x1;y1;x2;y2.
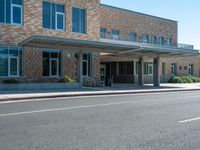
0;83;200;101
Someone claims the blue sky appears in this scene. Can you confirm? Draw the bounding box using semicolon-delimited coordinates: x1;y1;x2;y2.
101;0;200;49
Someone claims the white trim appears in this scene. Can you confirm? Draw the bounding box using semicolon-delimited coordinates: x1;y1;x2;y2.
8;56;19;77
11;3;22;25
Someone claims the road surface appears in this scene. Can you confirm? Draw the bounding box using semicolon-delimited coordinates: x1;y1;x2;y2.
0;91;200;150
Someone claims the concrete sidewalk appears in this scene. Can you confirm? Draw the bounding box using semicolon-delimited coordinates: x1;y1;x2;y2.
0;83;200;101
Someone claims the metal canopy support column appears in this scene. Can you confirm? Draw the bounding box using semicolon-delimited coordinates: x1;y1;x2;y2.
79;52;83;88
153;57;160;87
138;57;144;86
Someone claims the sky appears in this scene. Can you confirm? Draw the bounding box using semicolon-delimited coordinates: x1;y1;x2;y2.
101;0;200;50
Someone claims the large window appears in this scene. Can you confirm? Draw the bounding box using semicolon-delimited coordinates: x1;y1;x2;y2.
72;7;86;33
100;27;106;38
159;36;165;45
0;46;22;77
118;62;134;75
151;35;157;44
144;62;153;75
82;53;91;76
42;50;61;77
112;29;120;40
130;32;137;42
171;63;176;76
43;1;65;30
166;37;172;46
142;34;149;43
0;0;23;25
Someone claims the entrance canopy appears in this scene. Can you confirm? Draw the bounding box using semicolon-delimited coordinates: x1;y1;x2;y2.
19;35;199;57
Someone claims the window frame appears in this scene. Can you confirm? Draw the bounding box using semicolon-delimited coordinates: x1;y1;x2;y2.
8;55;19;77
159;36;165;45
100;27;106;38
0;46;22;77
55;11;65;31
0;0;23;25
42;1;65;31
144;62;153;75
42;50;62;77
82;53;91;77
142;34;149;43
72;7;87;34
130;32;137;42
50;57;59;77
11;3;22;25
171;64;176;76
112;29;119;40
188;64;194;76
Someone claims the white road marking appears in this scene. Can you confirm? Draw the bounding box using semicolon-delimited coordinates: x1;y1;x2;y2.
0;95;199;118
0;101;147;117
179;117;200;123
0;90;198;105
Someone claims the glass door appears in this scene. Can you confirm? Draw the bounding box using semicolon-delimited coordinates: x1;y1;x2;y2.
8;56;19;77
50;58;59;77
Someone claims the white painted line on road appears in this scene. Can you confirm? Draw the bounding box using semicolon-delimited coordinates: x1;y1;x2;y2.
0;101;147;117
0;90;198;105
179;117;200;123
0;95;199;118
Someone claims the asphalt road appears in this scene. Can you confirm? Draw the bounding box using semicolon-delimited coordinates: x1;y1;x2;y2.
0;91;200;150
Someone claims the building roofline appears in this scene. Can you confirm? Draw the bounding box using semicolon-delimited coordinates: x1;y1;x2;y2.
100;4;178;23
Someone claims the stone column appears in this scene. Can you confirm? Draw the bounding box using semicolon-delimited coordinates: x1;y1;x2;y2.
153;57;160;87
79;52;83;88
138;57;144;86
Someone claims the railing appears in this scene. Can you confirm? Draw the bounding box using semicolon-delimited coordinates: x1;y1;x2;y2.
178;43;194;50
100;32;174;47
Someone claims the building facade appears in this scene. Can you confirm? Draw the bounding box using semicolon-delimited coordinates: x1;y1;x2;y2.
0;0;199;86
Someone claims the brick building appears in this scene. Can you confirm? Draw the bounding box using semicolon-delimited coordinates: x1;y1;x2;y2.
0;0;199;87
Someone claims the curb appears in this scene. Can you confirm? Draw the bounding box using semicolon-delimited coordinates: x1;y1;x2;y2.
1;88;200;102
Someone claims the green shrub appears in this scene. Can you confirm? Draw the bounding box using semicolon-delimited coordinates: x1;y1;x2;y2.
63;75;76;83
169;76;200;83
169;76;183;83
3;79;19;84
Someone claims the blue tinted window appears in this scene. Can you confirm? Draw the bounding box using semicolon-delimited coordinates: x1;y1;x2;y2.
0;46;22;77
12;6;21;24
56;4;64;13
130;32;136;41
72;7;86;33
43;2;65;30
72;7;79;32
12;0;22;5
0;0;23;24
100;27;106;38
6;0;11;23
80;9;86;33
43;1;51;28
57;13;64;30
0;0;5;23
51;3;56;29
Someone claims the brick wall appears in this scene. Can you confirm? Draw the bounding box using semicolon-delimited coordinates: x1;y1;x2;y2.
100;5;178;46
0;0;100;46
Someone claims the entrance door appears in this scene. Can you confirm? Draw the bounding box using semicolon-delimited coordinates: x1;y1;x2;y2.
50;58;59;76
8;56;19;77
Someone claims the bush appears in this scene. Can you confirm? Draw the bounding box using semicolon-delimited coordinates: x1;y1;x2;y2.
3;79;19;84
63;75;76;83
169;76;200;83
